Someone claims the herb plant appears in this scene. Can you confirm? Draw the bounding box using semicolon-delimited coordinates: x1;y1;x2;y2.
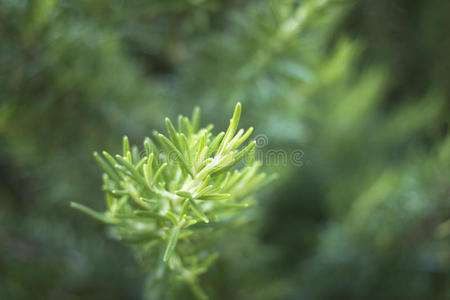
71;103;275;299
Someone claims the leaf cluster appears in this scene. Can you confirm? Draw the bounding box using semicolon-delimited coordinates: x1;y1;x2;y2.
71;103;275;299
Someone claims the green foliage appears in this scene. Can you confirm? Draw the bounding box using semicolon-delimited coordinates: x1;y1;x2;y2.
2;0;449;299
72;103;275;299
262;40;450;300
1;1;163;299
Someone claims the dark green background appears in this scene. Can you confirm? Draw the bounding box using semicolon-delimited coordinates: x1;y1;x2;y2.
1;0;449;299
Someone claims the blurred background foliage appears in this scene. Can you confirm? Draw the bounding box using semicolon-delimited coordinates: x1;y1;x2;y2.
0;0;448;299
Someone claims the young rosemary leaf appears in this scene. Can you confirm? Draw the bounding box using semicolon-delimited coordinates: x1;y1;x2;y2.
165;117;182;151
143;153;154;187
191;106;201;132
93;151;121;183
197;193;231;201
153;162;167;185
123;136;130;158
176;191;193;198
206;131;225;158
115;155;147;187
189;199;209;223
70;202;119;225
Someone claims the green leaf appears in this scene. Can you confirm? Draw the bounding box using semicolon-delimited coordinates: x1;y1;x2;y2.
197;193;231;200
140;197;157;204
230;102;242;135
105;192;115;210
197;130;206;154
123;136;130;158
71;202;119;225
183;116;193;137
143;153;154;187
126;151;132;164
188;199;209;223
102;151;124;179
153;162;167;184
176;191;192;198
156;133;192;176
191;106;201;132
93;151;121;183
135;156;147;171
163;226;181;262
110;189;128;195
144;137;158;158
246;145;256;166
179;133;192;169
209;140;256;177
233;126;254;150
207;132;225;158
165;117;182;150
218;103;241;153
131;145;140;164
179;199;190;220
197;175;211;191
195;185;214;198
183;219;198;228
234;141;256;163
177;115;185;134
166;211;179;225
115;155;147;187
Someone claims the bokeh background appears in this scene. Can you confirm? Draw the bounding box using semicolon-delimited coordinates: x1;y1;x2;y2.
1;0;449;299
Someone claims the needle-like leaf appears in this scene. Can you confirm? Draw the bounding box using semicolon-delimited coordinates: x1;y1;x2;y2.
163;226;181;262
71;202;119;225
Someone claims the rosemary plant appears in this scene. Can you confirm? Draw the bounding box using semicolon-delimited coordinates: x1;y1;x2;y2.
71;103;275;299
